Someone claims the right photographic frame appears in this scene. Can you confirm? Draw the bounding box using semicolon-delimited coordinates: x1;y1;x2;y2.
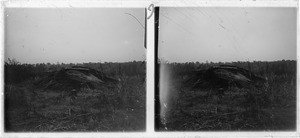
155;7;297;131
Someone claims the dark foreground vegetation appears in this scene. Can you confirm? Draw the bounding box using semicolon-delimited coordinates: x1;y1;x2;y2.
158;60;296;131
5;59;146;132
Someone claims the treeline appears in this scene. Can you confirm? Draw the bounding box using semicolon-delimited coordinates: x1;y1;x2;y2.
5;59;146;84
160;60;296;77
5;59;296;84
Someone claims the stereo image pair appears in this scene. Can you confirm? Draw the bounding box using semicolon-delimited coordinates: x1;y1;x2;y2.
4;7;297;132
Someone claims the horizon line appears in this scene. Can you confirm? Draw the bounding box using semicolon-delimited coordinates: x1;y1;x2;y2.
159;59;297;64
4;59;146;65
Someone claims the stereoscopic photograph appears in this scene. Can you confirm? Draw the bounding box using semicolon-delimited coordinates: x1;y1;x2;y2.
4;8;146;131
156;7;296;131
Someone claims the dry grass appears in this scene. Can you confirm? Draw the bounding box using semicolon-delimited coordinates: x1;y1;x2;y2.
157;61;296;131
5;75;146;132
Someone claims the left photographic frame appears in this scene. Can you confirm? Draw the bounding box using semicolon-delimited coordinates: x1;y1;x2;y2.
4;7;146;132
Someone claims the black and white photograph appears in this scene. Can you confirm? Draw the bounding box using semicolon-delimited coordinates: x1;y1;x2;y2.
155;7;297;131
4;8;146;132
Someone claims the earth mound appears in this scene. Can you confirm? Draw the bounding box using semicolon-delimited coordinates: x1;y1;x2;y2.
184;65;266;91
35;66;118;91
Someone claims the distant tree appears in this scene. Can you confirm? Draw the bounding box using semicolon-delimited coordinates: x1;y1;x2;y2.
6;58;20;65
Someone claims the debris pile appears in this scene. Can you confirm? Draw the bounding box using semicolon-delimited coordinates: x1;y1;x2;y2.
185;65;266;91
35;66;118;90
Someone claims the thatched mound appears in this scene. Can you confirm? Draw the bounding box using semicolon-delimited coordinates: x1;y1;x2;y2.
184;65;266;91
35;66;118;90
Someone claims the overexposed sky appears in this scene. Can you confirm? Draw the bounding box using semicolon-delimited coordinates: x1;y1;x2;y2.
158;7;297;63
5;8;145;64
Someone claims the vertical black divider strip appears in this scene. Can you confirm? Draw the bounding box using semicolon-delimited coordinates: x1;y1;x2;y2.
154;6;160;131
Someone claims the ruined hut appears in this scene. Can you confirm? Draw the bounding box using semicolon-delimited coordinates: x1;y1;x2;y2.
35;66;118;91
185;65;267;93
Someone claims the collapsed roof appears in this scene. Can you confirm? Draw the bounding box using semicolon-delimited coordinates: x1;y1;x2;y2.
35;66;118;90
184;65;266;90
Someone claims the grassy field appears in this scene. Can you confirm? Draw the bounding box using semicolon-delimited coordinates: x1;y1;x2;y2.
158;60;296;131
4;61;146;132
